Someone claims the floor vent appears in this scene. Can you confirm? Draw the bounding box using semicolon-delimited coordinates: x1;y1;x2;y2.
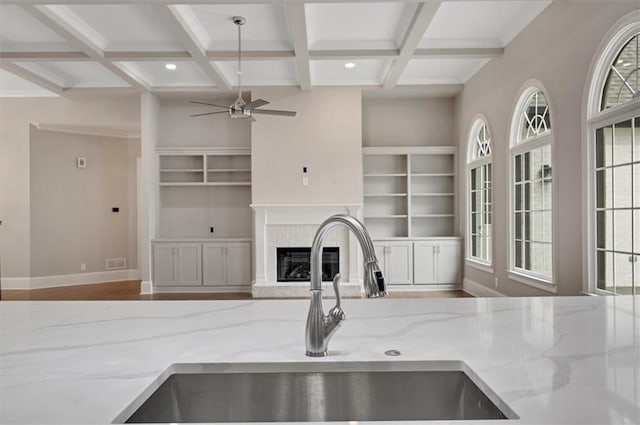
106;258;127;270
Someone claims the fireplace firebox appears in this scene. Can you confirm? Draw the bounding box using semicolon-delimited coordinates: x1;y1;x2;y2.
277;247;339;282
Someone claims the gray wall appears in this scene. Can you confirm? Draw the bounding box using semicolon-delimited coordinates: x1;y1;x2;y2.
158;96;251;148
30;129;138;276
251;87;363;205
0;96;140;279
455;0;638;296
363;96;455;147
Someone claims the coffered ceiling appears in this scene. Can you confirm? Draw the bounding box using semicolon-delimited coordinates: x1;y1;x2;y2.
0;0;552;97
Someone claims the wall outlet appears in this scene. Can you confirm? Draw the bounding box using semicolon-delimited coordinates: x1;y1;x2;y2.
80;263;86;271
494;277;499;287
302;177;309;186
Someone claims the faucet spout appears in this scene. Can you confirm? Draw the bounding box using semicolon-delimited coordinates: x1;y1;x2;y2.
305;214;387;357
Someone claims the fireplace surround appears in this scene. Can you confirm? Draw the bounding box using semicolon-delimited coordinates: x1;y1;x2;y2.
251;204;364;297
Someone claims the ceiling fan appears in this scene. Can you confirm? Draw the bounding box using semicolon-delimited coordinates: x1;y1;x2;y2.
190;16;296;121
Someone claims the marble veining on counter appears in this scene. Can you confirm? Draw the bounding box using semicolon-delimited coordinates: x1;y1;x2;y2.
0;296;638;424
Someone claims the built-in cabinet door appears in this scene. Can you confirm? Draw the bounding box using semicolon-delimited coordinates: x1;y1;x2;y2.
414;242;437;284
374;243;393;284
387;242;413;285
374;242;413;285
414;240;461;284
437;241;461;284
203;243;226;286
374;245;386;275
153;244;177;286
226;242;251;287
176;244;202;286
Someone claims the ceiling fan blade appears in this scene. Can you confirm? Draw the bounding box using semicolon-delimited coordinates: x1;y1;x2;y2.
251;109;296;117
244;99;269;109
190;111;229;117
190;101;229;109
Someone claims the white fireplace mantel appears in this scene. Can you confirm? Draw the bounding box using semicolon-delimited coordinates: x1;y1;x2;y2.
250;204;364;298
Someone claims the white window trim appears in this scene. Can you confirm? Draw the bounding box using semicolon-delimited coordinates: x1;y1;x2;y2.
466;258;494;274
508;270;558;294
582;11;640;295
466;114;494;267
508;81;557;289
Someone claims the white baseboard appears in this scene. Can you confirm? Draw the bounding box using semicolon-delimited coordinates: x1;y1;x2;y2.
2;270;140;290
140;280;153;294
387;284;462;291
2;278;32;290
463;278;506;297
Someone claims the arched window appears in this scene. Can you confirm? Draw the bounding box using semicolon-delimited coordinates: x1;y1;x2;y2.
510;84;554;287
467;117;492;266
586;13;639;295
601;33;639;110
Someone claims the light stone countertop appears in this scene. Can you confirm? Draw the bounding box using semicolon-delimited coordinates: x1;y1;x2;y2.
1;296;638;424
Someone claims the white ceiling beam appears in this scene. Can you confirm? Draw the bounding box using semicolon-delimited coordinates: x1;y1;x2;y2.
383;1;442;90
0;51;89;61
105;51;193;61
153;4;231;90
0;61;65;95
0;48;503;63
207;50;296;61
414;47;503;58
310;49;399;60
285;3;311;90
19;4;149;91
61;86;140;99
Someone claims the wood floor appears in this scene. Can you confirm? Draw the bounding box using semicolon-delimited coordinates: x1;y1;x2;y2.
1;280;471;301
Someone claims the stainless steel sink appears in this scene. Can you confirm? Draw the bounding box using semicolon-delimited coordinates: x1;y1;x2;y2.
115;361;516;423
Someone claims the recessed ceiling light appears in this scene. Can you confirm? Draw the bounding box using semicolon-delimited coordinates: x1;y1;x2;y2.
165;63;177;70
344;62;356;69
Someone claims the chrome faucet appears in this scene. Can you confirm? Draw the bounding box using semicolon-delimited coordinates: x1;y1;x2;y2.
305;214;387;357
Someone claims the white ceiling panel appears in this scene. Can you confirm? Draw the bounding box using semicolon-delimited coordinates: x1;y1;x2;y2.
0;69;58;97
0;0;557;93
306;2;416;50
119;61;212;87
420;0;552;49
180;4;291;51
0;5;76;52
310;59;392;86
14;61;128;88
398;58;491;85
62;4;184;51
214;60;298;86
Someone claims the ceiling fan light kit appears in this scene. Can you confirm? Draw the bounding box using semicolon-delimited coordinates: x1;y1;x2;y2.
190;16;296;121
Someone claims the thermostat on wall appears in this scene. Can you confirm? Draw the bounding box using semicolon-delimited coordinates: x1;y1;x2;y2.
77;157;86;168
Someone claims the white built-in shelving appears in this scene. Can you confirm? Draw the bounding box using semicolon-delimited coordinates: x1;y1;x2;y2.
157;147;252;240
363;146;461;286
159;148;251;186
363;146;457;238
